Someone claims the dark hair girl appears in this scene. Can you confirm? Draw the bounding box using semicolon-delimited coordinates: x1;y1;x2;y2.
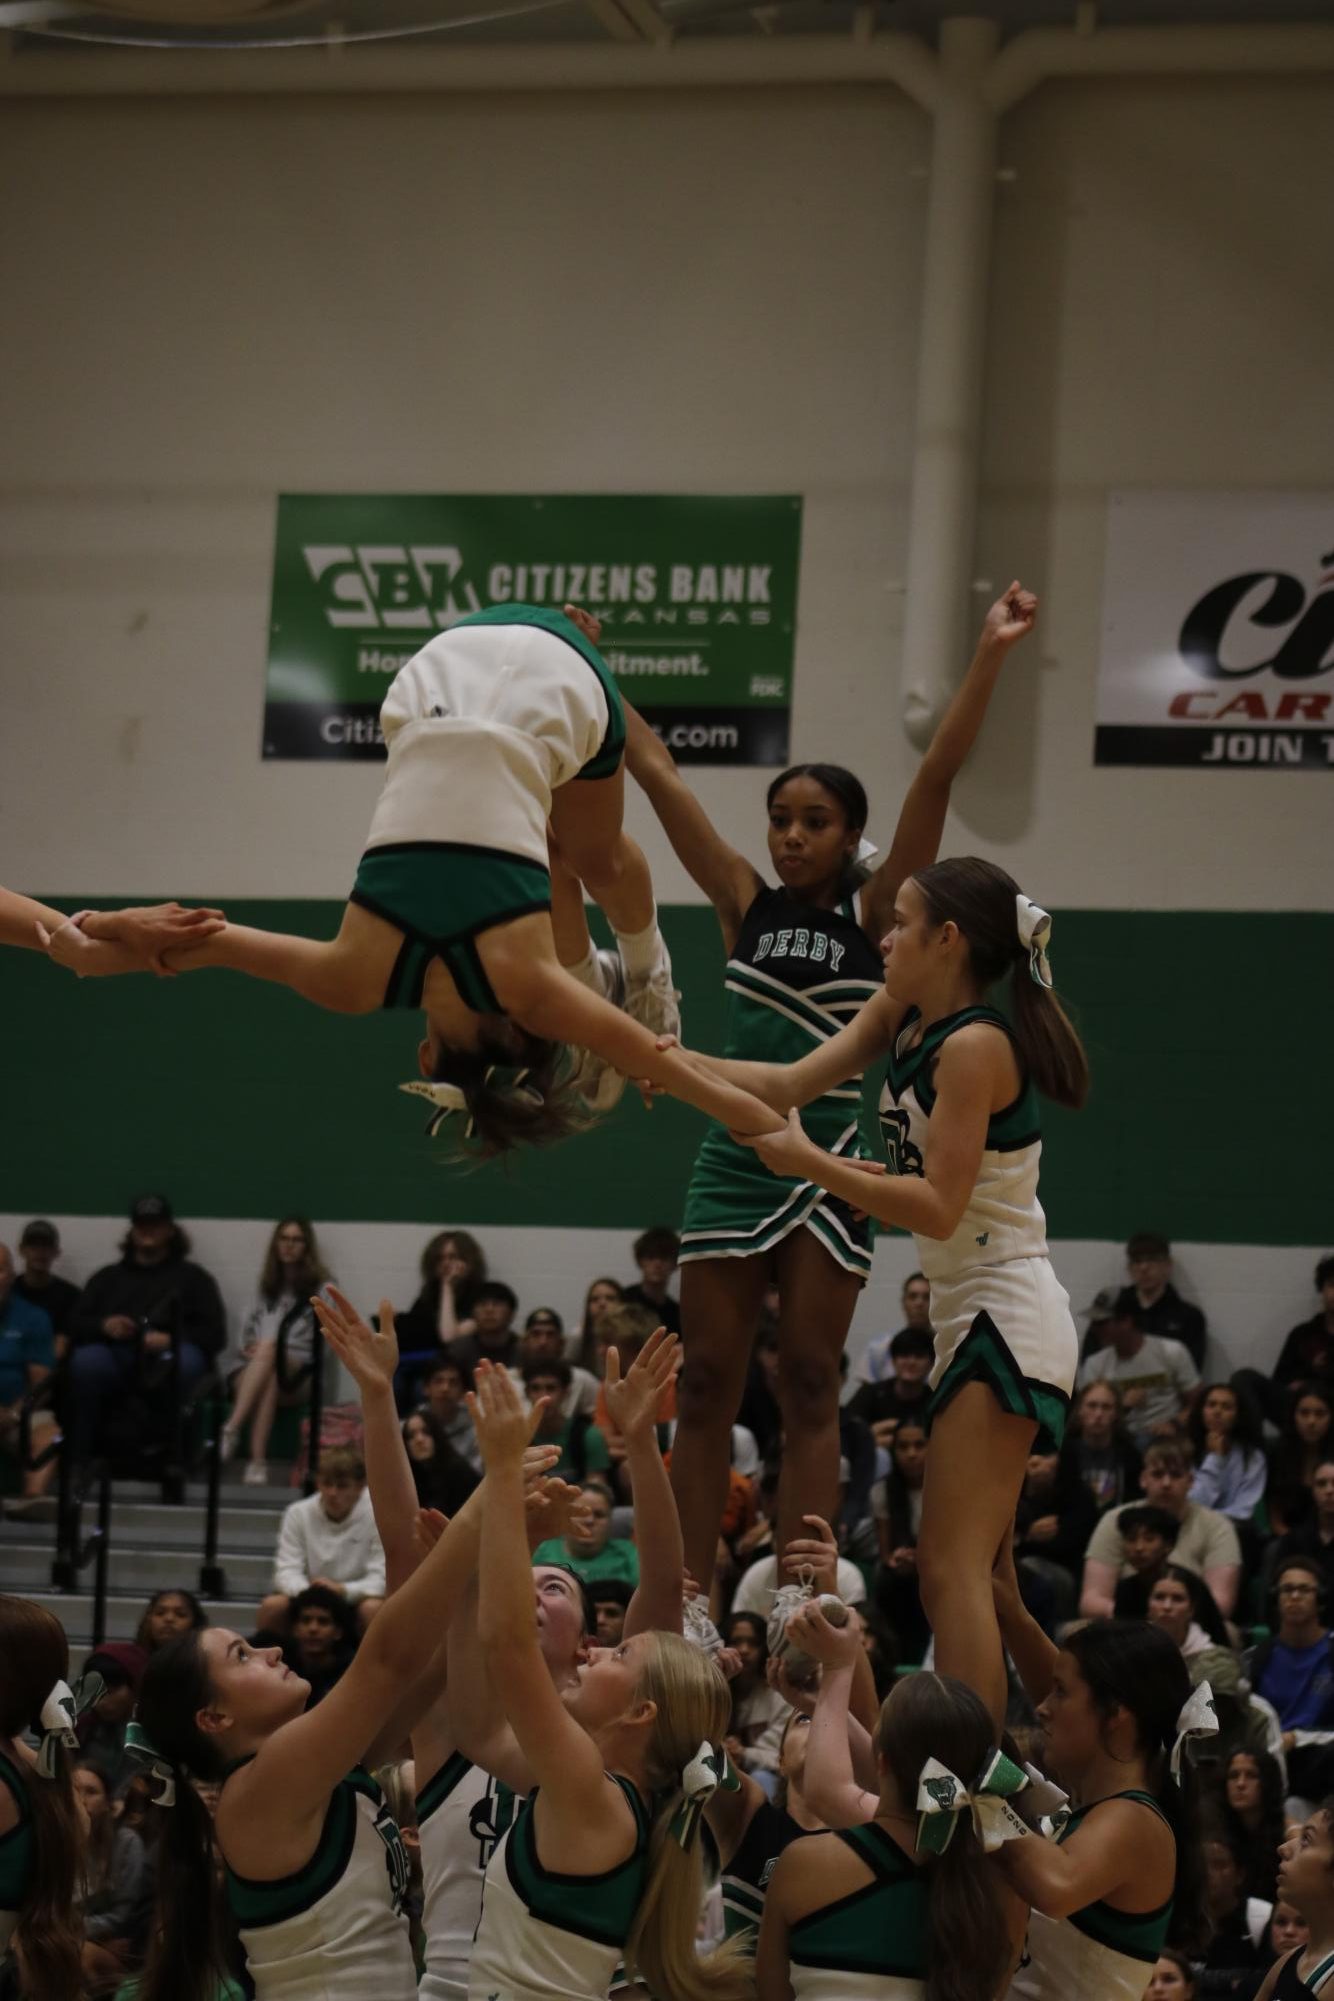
627;587;1037;1627
1210;1747;1287;1903
135;1587;209;1656
757;1670;1025;2001
0;1595;84;2001
222;1218;335;1481
401;1407;480;1514
577;1275;626;1375
1267;1381;1334;1534
993;1535;1208;1995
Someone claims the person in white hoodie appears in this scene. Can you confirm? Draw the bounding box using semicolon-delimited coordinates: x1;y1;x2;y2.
257;1445;386;1637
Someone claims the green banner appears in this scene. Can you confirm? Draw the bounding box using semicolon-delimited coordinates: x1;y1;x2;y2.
263;493;803;765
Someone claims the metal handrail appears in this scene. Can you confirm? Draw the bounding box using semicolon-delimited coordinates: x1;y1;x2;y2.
50;1457;112;1648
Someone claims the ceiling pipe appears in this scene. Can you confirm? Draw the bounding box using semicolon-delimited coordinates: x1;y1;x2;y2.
987;23;1334;114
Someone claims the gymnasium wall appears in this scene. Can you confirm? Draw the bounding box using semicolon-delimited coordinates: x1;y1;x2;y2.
1;77;1330;1373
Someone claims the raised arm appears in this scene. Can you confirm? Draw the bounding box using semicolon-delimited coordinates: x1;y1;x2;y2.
313;1290;421;1593
992;1522;1059;1708
672;986;901;1115
604;1330;687;1640
801;1657;878;1829
623;701;763;945
860;584;1038;944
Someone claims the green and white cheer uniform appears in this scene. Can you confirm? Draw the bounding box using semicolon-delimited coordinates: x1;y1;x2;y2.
224;1764;417;1999
1276;1946;1334;1996
880;1004;1077;1449
0;1749;32;1958
418;1751;518;2001
349;604;626;1016
1006;1791;1173;2001
467;1774;650;2000
787;1822;929;1999
681;886;883;1280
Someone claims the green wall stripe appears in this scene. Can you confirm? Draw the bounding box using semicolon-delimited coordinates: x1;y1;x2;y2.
4;903;1330;1242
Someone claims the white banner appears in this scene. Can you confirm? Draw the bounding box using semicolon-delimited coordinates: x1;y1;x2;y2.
1096;491;1334;770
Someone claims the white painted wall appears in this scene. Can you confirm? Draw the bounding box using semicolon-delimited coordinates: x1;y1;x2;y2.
1;1213;1320;1391
1;78;1331;914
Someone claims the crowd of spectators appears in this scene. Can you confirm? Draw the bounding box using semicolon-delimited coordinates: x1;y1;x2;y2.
4;1211;1334;1997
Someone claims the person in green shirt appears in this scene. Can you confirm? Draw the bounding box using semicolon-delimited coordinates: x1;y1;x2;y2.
532;1479;640;1587
522;1359;612;1485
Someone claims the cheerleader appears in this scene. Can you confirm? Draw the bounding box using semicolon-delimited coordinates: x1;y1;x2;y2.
466;1363;750;2001
1255;1809;1334;1997
990;1526;1210;2000
756;1669;1027;2001
624;587;1036;1583
35;607;779;1156
700;853;1087;1727
0;1595;84;2001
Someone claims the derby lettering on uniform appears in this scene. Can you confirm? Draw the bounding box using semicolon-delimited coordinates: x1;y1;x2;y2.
752;930;846;974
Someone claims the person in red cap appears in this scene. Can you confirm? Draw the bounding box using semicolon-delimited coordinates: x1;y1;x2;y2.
76;1643;149;1792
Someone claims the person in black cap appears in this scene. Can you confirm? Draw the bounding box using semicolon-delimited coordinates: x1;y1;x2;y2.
66;1197;226;1477
14;1220;82;1359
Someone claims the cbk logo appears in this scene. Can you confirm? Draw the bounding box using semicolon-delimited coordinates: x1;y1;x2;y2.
302;543;482;631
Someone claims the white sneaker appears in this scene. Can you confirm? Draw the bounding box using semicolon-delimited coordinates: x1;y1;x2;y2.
683;1591;724;1658
623;937;682;1042
768;1582;849;1683
242;1461;268;1486
590;946;626;1007
219;1426;239;1465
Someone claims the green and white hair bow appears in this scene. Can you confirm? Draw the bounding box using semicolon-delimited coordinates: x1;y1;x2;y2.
668;1741;740;1851
36;1671;103;1780
1171;1681;1219;1782
399;1066;545;1141
915;1748;1031;1857
1015;895;1054;990
123;1721;178;1807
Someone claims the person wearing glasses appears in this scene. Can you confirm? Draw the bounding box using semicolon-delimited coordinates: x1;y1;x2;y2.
1248;1557;1334;1804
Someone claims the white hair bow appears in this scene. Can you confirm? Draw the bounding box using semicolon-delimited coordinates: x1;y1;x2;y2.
37;1680;79;1780
916;1749;1031;1856
855;836;879;866
1171;1681;1219;1782
670;1741;739;1849
399;1078;470;1139
1015;895;1054;990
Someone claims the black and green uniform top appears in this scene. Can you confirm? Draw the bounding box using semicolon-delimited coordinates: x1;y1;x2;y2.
786;1821;928;1998
1276;1945;1334;1996
468;1773;651;2000
681;885;883;1281
0;1748;32;1956
221;1759;417;1998
720;1795;811;1947
1009;1789;1175;2001
350;603;626;1016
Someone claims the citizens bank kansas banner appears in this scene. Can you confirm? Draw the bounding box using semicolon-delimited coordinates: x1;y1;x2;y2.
1096;491;1334;770
263;493;802;765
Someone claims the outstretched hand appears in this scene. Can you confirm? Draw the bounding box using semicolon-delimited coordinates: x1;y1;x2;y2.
603;1327;680;1442
785;1601;859;1673
766;1652;820;1715
525;1475;589;1551
312;1287;399;1395
563;603;603;646
981;580;1038;650
728;1106;815;1177
468;1361;547;1470
783;1514;841;1597
36;919;139;979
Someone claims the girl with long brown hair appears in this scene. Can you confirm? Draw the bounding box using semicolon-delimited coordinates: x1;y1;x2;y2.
0;1595;85;2001
682;852;1087;1728
220;1217;332;1484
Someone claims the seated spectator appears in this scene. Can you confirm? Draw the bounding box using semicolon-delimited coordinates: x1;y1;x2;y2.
1076;1296;1199;1450
447;1280;519;1374
1267;1383;1334;1536
871;1416;929;1662
1272;1254;1334;1398
418;1355;480;1472
1209;1748;1288;1903
622;1225;681;1335
521;1357;611;1484
736;1321;782;1465
1265;1899;1310;1963
1065;1377;1143;1513
575;1275;625;1376
257;1444;386;1636
67;1195;226;1473
282;1583;358;1705
721;1610;790;1784
1145;1948;1197;1998
1110;1503;1181;1618
134;1587;208;1655
1145;1562;1238;1691
402;1409;480;1514
1272;1459;1334;1604
1199;1830;1272;1993
75;1643;149;1792
1013;1441;1098;1626
847;1601;898;1700
732;1531;866;1619
73;1755;151;1997
851;1270;934;1388
0;1238;58;1517
13;1217;81;1360
1080;1439;1242;1621
517;1307;598;1416
589;1576;634;1647
1248;1557;1334;1800
220;1217;332;1486
1118;1229;1208;1370
845;1327;933;1448
1189;1380;1268;1564
531;1478;640;1586
391;1228;487;1409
